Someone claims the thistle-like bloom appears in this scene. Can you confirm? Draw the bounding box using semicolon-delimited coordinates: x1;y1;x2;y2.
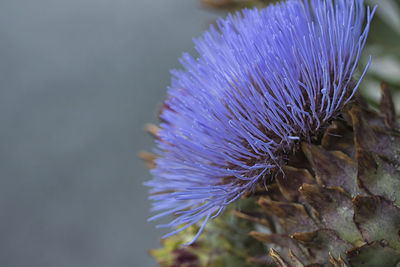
147;0;375;243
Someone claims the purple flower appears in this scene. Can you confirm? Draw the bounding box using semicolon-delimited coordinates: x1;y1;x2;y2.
146;0;375;244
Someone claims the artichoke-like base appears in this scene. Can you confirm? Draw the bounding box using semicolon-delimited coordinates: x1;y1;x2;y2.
241;83;400;266
148;84;400;267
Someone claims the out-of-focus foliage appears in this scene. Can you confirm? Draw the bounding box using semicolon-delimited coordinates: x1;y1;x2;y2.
363;0;400;110
201;0;276;10
150;200;268;267
201;0;400;112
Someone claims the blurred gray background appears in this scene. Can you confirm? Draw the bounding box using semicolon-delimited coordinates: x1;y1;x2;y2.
0;0;218;266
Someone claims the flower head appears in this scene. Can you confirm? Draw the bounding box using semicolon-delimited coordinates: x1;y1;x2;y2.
146;0;375;243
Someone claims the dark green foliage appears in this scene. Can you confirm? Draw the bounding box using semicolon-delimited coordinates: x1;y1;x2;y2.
149;198;269;267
